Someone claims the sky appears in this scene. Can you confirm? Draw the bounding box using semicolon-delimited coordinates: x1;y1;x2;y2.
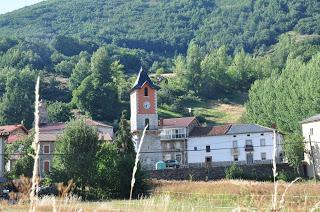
0;0;44;14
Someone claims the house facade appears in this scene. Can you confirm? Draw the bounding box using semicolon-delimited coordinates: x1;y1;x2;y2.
0;124;29;175
38;102;114;177
301;114;320;179
159;117;199;167
188;124;284;167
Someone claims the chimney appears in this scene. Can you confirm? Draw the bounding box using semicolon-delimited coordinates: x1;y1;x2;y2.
159;118;164;126
39;100;48;126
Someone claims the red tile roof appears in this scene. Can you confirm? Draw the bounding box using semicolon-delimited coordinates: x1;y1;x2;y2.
0;124;28;133
7;135;26;144
159;117;198;128
189;125;232;137
39;119;113;142
0;124;28;144
85;119;113;128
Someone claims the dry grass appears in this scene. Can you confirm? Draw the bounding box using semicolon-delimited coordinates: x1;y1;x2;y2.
2;180;320;211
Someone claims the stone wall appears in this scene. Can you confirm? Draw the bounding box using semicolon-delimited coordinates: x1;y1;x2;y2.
149;164;299;181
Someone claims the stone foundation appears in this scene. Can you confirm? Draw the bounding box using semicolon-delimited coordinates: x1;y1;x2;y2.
149;164;299;181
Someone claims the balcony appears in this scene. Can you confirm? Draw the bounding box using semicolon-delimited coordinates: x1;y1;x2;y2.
160;128;186;140
231;148;239;155
245;145;254;152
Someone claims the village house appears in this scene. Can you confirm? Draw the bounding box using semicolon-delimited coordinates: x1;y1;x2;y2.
159;117;199;167
187;124;284;167
301;114;320;179
37;101;114;177
0;124;28;176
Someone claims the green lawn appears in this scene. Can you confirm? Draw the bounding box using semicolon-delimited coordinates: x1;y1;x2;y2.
158;93;247;125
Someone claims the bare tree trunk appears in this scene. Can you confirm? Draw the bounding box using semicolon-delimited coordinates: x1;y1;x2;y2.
29;76;41;212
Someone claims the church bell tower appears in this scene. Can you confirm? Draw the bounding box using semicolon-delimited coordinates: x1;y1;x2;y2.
130;68;162;169
130;68;159;131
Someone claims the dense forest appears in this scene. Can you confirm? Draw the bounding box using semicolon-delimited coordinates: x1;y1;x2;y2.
0;0;319;55
0;0;319;140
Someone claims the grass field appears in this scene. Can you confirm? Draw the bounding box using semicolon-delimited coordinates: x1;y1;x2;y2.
2;180;320;211
159;93;246;125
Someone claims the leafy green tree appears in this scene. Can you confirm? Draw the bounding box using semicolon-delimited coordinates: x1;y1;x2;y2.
47;101;72;123
185;41;203;95
52;119;99;193
200;46;230;97
69;54;91;91
0;68;36;128
114;111;135;156
72;47;120;121
283;135;305;175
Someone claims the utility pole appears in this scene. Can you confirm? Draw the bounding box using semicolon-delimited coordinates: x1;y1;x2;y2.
308;135;317;183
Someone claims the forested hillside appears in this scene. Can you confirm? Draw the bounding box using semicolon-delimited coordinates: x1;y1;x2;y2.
0;0;319;55
0;0;319;139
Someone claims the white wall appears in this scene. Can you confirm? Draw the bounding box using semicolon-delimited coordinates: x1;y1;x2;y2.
130;91;138;131
187;132;282;164
302;121;320;178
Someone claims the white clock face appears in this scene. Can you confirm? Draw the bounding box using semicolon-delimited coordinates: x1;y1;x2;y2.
143;101;151;109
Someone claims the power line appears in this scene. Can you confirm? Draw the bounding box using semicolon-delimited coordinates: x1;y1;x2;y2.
2;142;313;155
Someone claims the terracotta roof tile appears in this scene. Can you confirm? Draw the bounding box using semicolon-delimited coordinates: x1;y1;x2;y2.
0;124;28;133
189;125;231;137
159;117;197;128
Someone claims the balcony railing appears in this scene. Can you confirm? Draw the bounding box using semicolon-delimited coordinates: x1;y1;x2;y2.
245;145;254;151
160;128;187;140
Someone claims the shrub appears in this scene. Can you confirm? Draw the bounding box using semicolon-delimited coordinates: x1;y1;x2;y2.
225;164;244;179
277;170;297;182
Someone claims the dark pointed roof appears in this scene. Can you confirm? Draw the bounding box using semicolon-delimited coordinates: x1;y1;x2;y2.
130;68;160;92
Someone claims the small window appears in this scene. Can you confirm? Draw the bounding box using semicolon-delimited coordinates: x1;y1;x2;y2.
260;133;264;136
247;134;250;137
166;143;170;149
144;87;148;96
245;140;252;145
44;160;50;173
260;139;266;146
194;147;197;151
261;152;266;161
43;145;50;154
233;141;238;148
206;145;210;152
145;118;150;130
310;128;314;136
233;135;237;138
175;142;181;149
234;155;239;161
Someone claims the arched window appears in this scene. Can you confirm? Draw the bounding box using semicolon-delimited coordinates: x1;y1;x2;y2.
145;118;150;130
144;87;148;96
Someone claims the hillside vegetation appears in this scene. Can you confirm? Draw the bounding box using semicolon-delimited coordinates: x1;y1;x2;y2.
0;0;319;55
0;0;319;136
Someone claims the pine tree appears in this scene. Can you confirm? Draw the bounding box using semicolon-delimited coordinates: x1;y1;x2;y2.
114;110;135;157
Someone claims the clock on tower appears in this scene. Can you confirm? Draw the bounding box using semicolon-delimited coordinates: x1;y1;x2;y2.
130;67;160;131
130;68;162;170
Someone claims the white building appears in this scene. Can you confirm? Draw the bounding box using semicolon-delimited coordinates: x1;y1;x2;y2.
159;117;199;166
187;124;283;167
301;114;320;178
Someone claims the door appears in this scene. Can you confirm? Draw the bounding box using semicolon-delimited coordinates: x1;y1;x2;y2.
205;156;212;168
246;153;253;164
176;154;182;163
